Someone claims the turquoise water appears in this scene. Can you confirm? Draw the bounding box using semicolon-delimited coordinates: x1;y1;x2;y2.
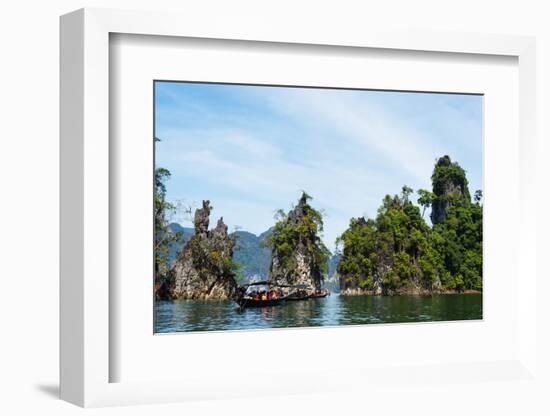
154;293;482;333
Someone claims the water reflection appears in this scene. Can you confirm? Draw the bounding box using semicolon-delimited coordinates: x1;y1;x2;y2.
154;293;482;333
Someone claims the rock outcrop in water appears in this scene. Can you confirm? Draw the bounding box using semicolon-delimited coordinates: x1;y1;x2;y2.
337;197;435;296
337;156;482;295
158;200;237;300
266;192;330;290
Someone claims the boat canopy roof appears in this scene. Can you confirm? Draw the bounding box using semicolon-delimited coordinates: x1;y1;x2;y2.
242;281;311;289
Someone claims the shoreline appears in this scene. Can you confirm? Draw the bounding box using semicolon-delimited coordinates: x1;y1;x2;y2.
338;288;482;296
156;289;483;302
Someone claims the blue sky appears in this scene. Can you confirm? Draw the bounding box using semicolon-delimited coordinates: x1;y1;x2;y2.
155;82;483;251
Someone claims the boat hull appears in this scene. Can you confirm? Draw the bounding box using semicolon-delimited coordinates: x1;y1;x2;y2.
311;293;329;299
236;297;285;308
285;295;310;301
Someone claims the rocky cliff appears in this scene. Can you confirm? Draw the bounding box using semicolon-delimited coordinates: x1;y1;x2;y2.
430;155;471;225
158;200;237;300
267;193;330;289
165;224;272;282
337;155;482;296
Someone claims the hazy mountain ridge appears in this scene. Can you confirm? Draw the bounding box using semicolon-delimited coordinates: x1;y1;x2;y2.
166;223;194;265
231;229;272;281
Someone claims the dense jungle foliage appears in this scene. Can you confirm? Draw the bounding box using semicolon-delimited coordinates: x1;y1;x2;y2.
264;192;331;284
337;156;483;293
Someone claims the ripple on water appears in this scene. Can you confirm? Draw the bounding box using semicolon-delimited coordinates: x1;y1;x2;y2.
154;293;482;333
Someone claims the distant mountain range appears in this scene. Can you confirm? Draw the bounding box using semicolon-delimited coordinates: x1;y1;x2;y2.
166;223;194;266
167;223;339;283
231;228;273;280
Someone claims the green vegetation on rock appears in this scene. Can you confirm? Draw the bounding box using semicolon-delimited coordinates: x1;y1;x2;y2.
337;156;482;294
265;192;331;288
155;150;482;298
161;201;239;300
154;141;181;283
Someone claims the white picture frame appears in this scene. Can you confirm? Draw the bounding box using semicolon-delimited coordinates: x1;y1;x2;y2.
60;7;537;408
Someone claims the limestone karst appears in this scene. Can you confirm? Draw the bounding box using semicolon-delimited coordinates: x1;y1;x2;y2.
337;156;482;295
267;193;330;290
158;200;237;300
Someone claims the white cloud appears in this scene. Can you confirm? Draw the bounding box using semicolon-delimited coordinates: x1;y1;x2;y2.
260;88;446;183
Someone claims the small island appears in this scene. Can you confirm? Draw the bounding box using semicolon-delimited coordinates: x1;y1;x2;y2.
157;200;239;300
337;155;482;295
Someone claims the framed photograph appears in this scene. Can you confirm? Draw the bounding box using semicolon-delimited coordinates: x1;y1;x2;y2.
60;8;537;407
152;81;484;334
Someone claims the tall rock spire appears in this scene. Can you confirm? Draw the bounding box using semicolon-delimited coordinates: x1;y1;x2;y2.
430;155;471;225
267;192;329;290
160;201;237;300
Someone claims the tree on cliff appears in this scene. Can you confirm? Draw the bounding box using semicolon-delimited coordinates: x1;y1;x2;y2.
154;156;180;282
265;192;330;289
417;188;435;219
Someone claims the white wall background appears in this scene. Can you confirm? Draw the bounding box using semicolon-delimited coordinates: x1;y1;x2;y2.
0;1;548;415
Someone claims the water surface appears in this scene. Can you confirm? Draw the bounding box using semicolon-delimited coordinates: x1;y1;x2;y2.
154;293;482;333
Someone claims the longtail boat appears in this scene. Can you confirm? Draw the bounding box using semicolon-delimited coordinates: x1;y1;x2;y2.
310;289;330;299
235;296;286;309
285;287;312;301
233;281;329;308
233;280;293;309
